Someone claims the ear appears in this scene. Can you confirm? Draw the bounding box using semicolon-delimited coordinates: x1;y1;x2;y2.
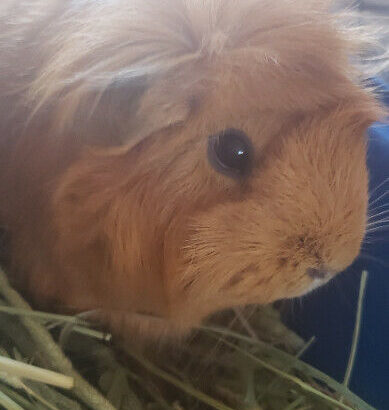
338;91;386;135
129;81;193;146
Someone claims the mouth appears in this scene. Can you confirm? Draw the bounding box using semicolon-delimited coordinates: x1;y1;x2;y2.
304;265;342;294
305;277;328;293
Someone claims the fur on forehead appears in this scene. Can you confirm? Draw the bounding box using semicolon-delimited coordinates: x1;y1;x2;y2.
21;0;384;142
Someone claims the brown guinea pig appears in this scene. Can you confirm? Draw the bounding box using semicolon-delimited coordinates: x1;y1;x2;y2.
0;0;386;340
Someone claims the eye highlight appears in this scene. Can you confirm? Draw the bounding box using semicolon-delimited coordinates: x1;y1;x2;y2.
207;128;253;178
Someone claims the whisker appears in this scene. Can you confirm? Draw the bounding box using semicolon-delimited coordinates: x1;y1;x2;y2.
366;218;389;228
366;227;389;235
358;253;389;269
368;203;389;214
363;231;389;241
366;224;389;231
366;221;389;227
363;236;389;244
361;237;388;245
368;190;389;208
331;271;356;309
367;209;389;221
368;176;389;199
365;226;389;234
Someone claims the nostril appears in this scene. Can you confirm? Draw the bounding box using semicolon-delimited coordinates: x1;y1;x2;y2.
306;267;329;280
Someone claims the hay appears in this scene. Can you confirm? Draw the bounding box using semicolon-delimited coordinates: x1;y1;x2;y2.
0;267;376;410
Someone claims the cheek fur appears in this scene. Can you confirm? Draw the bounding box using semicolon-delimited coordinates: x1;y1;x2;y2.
7;104;370;339
162;119;369;325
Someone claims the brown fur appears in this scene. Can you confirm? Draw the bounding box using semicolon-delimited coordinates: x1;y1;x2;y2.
0;0;385;340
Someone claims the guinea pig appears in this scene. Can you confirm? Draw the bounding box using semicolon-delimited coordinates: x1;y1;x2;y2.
0;0;385;340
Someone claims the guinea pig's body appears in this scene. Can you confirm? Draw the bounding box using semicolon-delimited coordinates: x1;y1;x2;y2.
0;0;385;339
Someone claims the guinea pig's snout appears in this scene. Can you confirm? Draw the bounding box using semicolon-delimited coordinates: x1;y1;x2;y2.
290;233;347;284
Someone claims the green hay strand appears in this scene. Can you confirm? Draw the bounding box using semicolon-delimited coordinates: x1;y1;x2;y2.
0;265;377;410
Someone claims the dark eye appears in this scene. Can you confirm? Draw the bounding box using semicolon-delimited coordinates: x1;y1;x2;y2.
207;128;253;178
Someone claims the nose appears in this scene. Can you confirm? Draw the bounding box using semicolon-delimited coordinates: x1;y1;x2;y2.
306;267;332;280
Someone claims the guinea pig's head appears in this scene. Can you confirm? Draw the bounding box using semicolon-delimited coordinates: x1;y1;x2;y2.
45;0;384;338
